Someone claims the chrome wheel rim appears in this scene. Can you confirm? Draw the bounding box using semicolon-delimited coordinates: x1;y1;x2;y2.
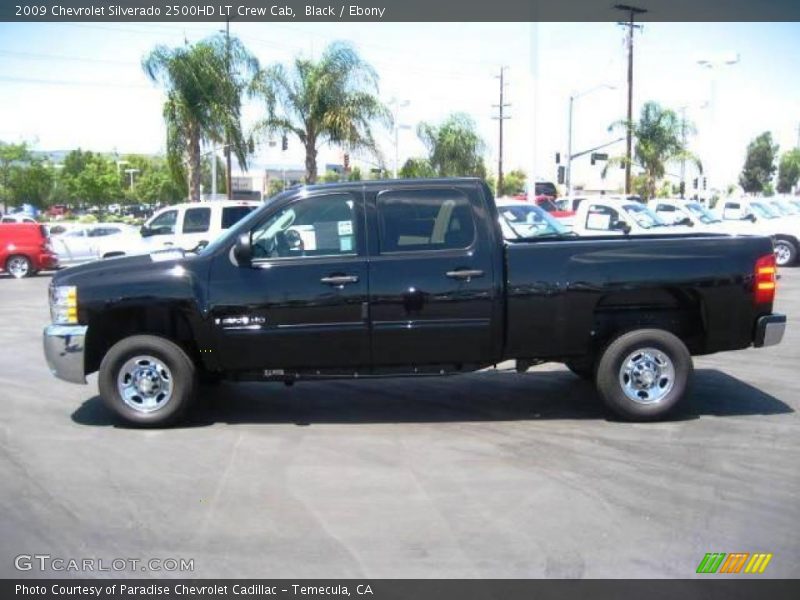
774;243;791;266
618;347;674;405
7;257;29;278
117;355;173;413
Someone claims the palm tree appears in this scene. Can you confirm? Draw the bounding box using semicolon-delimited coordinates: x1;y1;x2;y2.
605;101;701;200
143;35;258;202
253;42;391;183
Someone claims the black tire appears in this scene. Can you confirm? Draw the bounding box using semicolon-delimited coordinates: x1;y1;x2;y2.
595;329;693;421
565;357;595;380
98;335;196;427
774;238;797;267
5;254;32;278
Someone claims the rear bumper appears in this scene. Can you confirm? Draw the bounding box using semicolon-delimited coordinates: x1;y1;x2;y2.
43;324;88;384
754;314;786;348
37;252;59;270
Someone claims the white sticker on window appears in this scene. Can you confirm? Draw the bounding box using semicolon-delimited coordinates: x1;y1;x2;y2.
337;220;353;236
586;212;611;230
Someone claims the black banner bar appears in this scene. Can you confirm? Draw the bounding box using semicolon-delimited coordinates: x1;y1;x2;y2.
5;580;800;600
2;0;800;22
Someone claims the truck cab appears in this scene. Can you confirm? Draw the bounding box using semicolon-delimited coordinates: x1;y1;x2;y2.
140;200;261;252
715;197;800;266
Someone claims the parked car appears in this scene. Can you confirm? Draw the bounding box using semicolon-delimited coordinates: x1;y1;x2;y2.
140;200;261;251
0;223;58;278
572;197;689;236
648;199;761;234
43;178;785;426
50;223;150;267
496;198;574;239
715;197;800;266
1;214;38;224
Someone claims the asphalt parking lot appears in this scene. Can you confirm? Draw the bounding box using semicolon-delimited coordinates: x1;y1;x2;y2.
0;269;798;579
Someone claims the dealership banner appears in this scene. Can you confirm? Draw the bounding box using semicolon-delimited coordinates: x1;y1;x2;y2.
2;0;800;22
5;580;800;600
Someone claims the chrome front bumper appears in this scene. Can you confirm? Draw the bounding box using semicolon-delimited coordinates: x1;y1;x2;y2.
754;314;786;348
43;324;88;384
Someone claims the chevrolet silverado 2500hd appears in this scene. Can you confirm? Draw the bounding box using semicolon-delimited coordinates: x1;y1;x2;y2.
43;178;786;426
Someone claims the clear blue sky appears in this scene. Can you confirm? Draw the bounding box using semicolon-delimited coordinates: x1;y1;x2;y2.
0;21;798;191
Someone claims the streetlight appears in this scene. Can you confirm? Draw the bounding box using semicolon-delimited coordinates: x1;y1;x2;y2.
566;84;616;195
124;168;140;189
389;98;410;178
696;53;740;192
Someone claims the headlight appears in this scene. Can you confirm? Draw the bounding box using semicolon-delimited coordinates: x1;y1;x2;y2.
49;285;78;324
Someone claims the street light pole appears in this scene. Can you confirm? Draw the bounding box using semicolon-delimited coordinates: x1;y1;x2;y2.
566;84;615;196
389;98;410;178
696;53;740;192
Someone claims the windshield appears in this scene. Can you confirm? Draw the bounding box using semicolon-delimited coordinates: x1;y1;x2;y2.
685;202;721;224
770;201;799;216
623;203;667;229
497;203;569;238
750;202;779;219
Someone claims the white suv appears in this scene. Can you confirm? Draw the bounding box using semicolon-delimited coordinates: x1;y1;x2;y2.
141;201;260;251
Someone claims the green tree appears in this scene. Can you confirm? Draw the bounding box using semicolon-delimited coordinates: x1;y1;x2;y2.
777;148;800;194
606;101;700;201
0;141;31;203
417;113;487;178
399;158;436;179
498;168;526;196
60;149;123;206
6;160;54;208
253;42;391;183
739;132;778;194
143;34;259;202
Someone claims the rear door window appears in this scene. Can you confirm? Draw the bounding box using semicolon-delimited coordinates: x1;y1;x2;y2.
182;207;211;233
376;188;475;253
222;205;258;229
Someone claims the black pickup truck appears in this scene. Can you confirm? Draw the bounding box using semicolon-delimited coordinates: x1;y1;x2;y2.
43;178;786;426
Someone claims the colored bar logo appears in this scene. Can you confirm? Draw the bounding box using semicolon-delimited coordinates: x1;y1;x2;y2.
696;552;772;574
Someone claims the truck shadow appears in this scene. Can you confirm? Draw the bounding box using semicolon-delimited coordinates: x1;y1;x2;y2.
71;368;793;428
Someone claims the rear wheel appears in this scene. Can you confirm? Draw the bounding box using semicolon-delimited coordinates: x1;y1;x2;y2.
6;255;31;278
99;335;196;427
595;329;693;421
774;239;797;267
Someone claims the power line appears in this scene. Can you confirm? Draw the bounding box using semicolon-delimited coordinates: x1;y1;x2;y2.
0;75;150;89
492;66;511;193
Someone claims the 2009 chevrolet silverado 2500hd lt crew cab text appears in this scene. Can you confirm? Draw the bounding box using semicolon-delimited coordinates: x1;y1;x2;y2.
43;178;786;426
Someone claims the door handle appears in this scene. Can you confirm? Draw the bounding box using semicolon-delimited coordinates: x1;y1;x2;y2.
320;275;359;286
446;269;484;281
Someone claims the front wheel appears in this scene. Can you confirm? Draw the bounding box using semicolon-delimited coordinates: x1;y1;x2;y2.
98;335;196;427
774;239;797;267
595;329;693;421
6;255;32;278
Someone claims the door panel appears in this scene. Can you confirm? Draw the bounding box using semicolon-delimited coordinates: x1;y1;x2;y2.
366;185;498;367
208;191;369;372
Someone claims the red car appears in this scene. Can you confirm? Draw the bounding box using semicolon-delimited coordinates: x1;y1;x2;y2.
0;223;59;278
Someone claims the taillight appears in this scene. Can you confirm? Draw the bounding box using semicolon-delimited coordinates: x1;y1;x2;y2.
754;253;776;305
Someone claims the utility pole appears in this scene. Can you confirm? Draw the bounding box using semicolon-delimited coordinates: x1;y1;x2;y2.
796;122;800;149
679;106;687;198
615;4;646;195
224;17;233;200
493;67;511;195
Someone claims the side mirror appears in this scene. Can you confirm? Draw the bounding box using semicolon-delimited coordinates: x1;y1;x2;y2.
679;217;694;227
745;213;757;223
140;225;151;237
612;220;632;235
233;232;252;266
